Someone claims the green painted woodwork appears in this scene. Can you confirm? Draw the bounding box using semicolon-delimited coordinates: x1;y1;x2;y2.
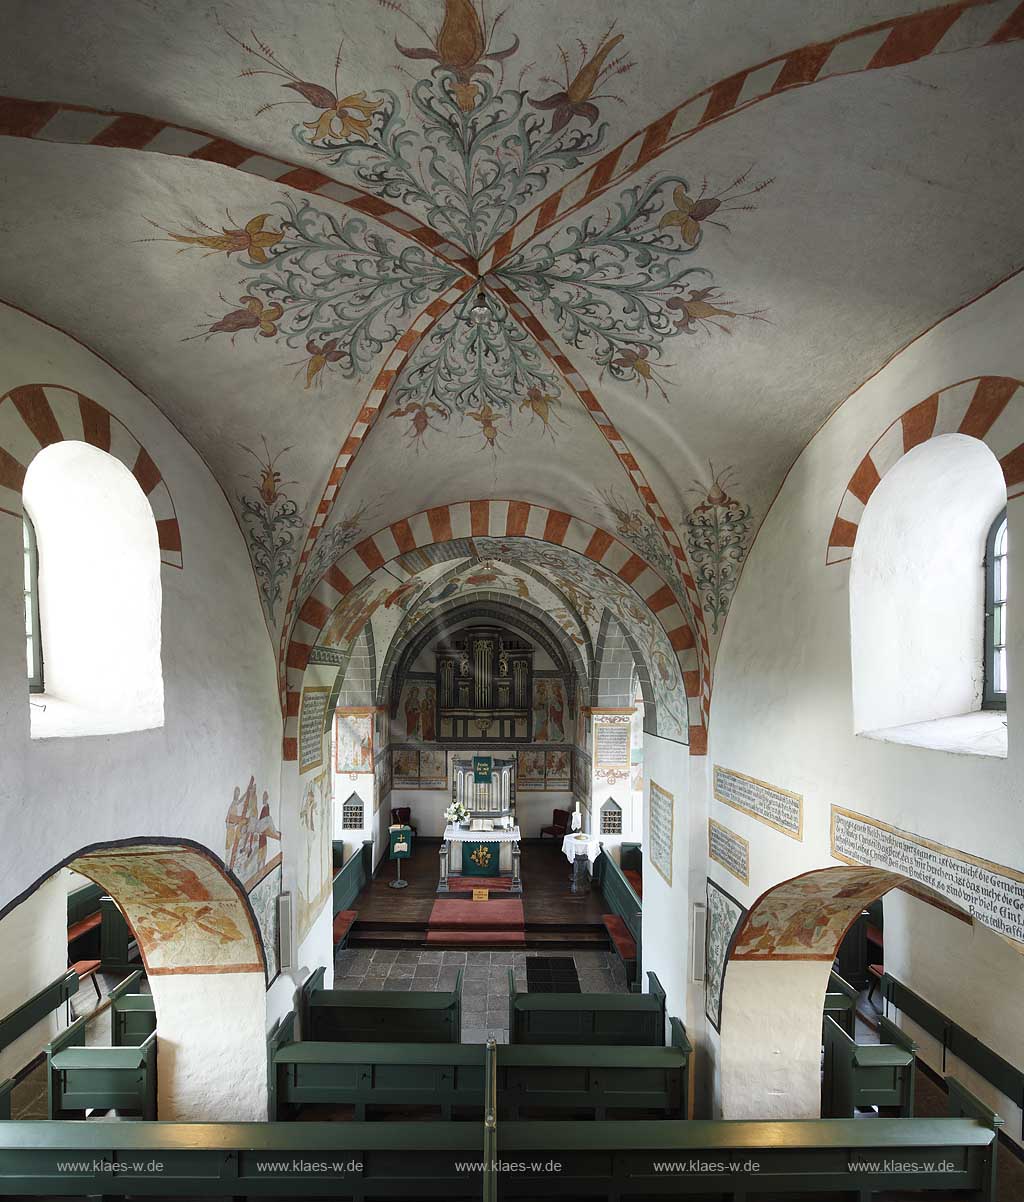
508;970;666;1045
98;896;138;974
881;971;1024;1131
66;883;103;929
111;993;156;1047
0;970;78;1056
0;1079;1000;1200
594;851;642;986
822;1015;917;1118
106;969;143;1004
300;966;462;1043
46;1022;157;1120
0;1081;12;1121
483;1040;498;1202
823;969;857;1037
620;843;642;874
332;840;373;917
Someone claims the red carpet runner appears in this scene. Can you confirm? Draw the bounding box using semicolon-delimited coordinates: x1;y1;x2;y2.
425;898;526;947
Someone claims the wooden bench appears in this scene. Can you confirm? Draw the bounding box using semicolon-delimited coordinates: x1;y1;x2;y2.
823;1014;917;1117
67;886;140;977
332;909;358;948
109;974;156;1048
498;1018;690;1120
823;969;858;1038
300;966;462;1043
0;969;79;1060
46;1016;157;1119
269;1011;485;1120
0;1075;1000;1199
333;840;372;918
595;851;642;987
497;1087;1001;1200
508;970;666;1045
268;1010;692;1123
0;1079;13;1121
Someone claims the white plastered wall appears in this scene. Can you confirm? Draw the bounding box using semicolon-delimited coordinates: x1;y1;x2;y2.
0;303;299;1118
707;271;1024;1135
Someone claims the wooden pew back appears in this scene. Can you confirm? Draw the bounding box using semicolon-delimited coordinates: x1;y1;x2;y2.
822;1014;917;1117
300;966;463;1043
508;970;666;1045
46;1019;157;1119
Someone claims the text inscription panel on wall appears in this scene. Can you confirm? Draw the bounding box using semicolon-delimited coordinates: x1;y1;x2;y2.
831;806;1024;949
649;781;675;886
299;686;331;774
714;765;803;840
708;818;749;886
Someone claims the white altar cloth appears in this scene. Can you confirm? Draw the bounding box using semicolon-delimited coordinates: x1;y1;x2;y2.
444;824;521;843
562;832;601;865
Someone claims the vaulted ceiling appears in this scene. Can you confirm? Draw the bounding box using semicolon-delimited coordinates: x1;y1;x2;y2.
3;0;1022;723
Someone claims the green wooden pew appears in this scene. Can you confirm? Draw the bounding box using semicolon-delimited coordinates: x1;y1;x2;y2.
823;969;858;1037
300;966;462;1043
0;970;78;1059
593;851;642;988
0;1081;12;1121
823;1014;917;1118
508;970;666;1045
269;1012;485;1121
497;1021;689;1119
107;970;155;1047
496;1077;1002;1200
0;1077;1001;1199
46;1016;157;1119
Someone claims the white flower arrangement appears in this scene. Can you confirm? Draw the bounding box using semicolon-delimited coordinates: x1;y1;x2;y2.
444;800;470;825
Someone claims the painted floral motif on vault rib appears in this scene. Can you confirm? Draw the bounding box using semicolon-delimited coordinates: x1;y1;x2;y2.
237;438;304;623
682;464;753;635
229;6;628;258
296;500;375;606
151;200;462;384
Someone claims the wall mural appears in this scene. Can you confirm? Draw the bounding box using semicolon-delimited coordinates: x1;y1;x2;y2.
224;775;282;892
705;877;745;1033
398;680;439;743
70;846;263;975
237;438;304;623
297;501;375;607
731;866;902;961
335;708;374;773
151;8;771;452
247;861;282;985
682;464;753;634
297;767;333;943
532;678;567;742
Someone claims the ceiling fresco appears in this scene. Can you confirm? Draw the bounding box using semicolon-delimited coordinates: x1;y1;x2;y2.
2;0;1022;733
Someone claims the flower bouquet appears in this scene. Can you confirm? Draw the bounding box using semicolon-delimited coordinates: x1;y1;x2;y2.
444;800;470;828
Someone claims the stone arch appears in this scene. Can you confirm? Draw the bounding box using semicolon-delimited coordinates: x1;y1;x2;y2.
378;597;591;721
0;837;268;1121
593;609;656;725
826;376;1023;564
0;383;183;567
718;865;905;1120
285;501;702;757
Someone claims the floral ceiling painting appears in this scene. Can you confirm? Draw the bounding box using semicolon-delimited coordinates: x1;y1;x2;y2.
6;0;1021;712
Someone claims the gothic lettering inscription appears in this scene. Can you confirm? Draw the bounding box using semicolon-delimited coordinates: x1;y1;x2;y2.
299;687;330;773
594;718;630;768
649;781;674;886
714;765;803;840
708;818;749;885
831;806;1024;949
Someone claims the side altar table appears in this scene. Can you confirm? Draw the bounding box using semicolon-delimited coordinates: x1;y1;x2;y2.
439;824;522;894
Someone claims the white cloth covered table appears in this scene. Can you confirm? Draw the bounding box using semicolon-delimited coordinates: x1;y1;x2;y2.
562;832;601;865
444;824;521;843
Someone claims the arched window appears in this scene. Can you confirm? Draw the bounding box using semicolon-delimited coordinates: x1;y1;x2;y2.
23;515;43;694
984;509;1008;710
850;434;1007;756
23;441;163;738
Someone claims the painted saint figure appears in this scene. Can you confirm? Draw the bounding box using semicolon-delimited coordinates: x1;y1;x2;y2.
421;686;436;742
548;682;565;741
533;681;549;741
405;686;421;740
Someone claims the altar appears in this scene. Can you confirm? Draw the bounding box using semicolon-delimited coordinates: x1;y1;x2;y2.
438;754;522;894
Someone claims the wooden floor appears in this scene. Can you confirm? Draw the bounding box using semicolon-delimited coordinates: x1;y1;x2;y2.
349;839;610;948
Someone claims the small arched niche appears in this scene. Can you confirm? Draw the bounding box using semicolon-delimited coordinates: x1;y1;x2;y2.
23;440;164;738
850;433;1007;756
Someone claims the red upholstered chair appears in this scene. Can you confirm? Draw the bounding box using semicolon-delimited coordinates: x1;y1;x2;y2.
540;809;571;839
391;807;417;836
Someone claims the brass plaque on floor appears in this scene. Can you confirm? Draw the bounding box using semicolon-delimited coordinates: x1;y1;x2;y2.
472;888;490;902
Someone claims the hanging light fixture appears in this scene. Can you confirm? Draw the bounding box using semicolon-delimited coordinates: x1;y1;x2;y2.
467;286;491;326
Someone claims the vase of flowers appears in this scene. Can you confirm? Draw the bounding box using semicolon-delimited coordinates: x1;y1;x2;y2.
444;800;470;829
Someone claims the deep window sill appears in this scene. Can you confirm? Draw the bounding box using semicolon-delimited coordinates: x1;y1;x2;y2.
859;710;1007;759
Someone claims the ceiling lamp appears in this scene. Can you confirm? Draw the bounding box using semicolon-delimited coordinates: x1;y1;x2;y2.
467;286;494;327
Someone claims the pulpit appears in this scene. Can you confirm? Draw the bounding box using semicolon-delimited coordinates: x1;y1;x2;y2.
438;755;521;894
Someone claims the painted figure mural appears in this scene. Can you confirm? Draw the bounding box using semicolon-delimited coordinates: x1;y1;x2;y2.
225;776;282;891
